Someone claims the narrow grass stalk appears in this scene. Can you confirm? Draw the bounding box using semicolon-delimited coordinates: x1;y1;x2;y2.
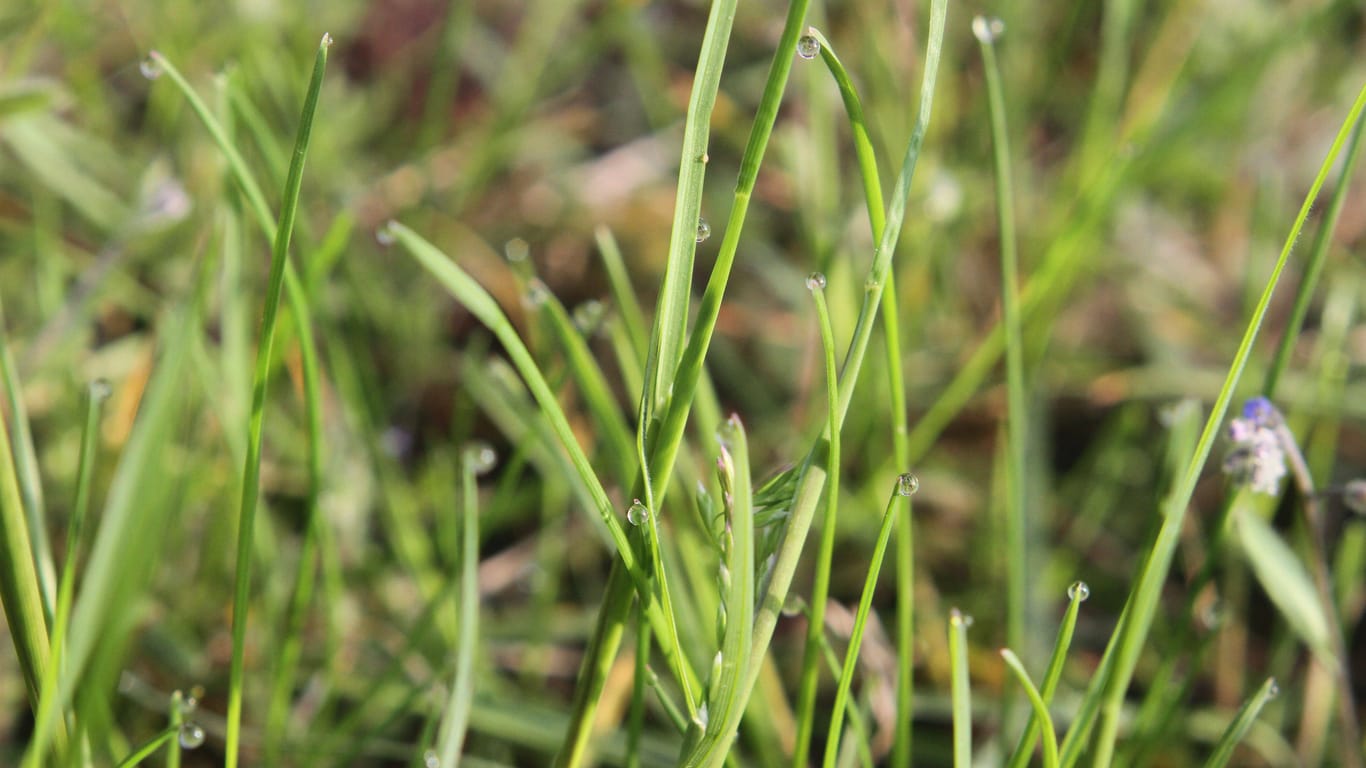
1006;581;1086;768
0;297;54;623
678;414;753;767
975;12;1029;668
222;35;331;768
626;614;651;768
1201;678;1279;768
433;450;483;767
594;226;649;367
22;380;107;768
805;30;917;764
113;726;179;768
999;649;1059;768
792;278;842;768
949;608;972;768
822;477;908;768
0;311;53;710
1076;79;1366;768
740;0;947;725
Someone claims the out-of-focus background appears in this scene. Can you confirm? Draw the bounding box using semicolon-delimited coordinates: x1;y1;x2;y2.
1;0;1364;764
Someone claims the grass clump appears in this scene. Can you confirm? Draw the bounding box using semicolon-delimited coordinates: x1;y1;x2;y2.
1;1;1364;767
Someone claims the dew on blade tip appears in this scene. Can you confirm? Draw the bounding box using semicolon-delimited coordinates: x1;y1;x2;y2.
139;55;163;80
806;272;826;291
895;473;919;496
376;221;397;247
797;32;821;60
1067;581;1090;602
971;16;1005;43
464;442;497;476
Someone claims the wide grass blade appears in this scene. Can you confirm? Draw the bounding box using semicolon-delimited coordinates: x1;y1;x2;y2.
221;34;331;768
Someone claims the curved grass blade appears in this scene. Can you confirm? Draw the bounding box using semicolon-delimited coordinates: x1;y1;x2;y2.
1006;581;1086;768
822;477;907;768
999;649;1059;768
1201;677;1279;768
113;726;179;768
792;278;841;768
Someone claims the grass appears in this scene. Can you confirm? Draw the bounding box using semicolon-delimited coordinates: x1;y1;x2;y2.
2;1;1365;766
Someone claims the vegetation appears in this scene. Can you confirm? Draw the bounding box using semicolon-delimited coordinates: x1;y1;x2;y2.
0;1;1363;765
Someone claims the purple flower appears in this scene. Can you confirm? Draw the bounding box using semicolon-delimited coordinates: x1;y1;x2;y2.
1223;398;1287;495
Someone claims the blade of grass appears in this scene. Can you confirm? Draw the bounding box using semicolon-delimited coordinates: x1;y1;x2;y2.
640;0;736;427
949;608;972;768
0;297;54;625
221;34;331;768
740;0;947;725
433;448;484;767
112;726;179;768
822;476;910;768
792;275;840;768
975;12;1030;672
1006;581;1087;768
22;379;107;768
1069;77;1366;768
999;649;1059;768
1201;678;1279;768
0;326;51;714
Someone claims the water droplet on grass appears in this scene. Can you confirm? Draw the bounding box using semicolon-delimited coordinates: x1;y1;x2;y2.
465;442;497;475
806;272;826;291
90;378;112;401
140;55;163;80
971;16;1006;43
1266;679;1280;699
696;219;711;243
1068;581;1090;602
950;608;974;628
320;32;334;49
376;221;397;246
627;500;650;526
178;723;205;749
522;279;550;308
797;33;821;60
895;473;919;496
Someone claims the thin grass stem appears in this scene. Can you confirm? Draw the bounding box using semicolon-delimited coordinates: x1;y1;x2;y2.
999;649;1059;768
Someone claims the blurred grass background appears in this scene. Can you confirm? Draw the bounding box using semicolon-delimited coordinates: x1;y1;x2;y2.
1;0;1364;765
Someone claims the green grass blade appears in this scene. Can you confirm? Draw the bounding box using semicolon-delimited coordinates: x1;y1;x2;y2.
1006;581;1086;768
679;414;753;767
975;13;1030;670
0;298;54;625
594;226;649;370
641;0;737;424
740;0;947;723
822;476;908;768
1200;678;1280;768
223;34;331;768
999;649;1059;768
22;380;107;768
949;608;972;768
792;276;840;768
1079;78;1366;768
113;726;179;768
0;313;53;712
433;449;484;767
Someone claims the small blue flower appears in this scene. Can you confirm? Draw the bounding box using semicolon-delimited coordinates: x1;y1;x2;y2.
1223;398;1287;495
